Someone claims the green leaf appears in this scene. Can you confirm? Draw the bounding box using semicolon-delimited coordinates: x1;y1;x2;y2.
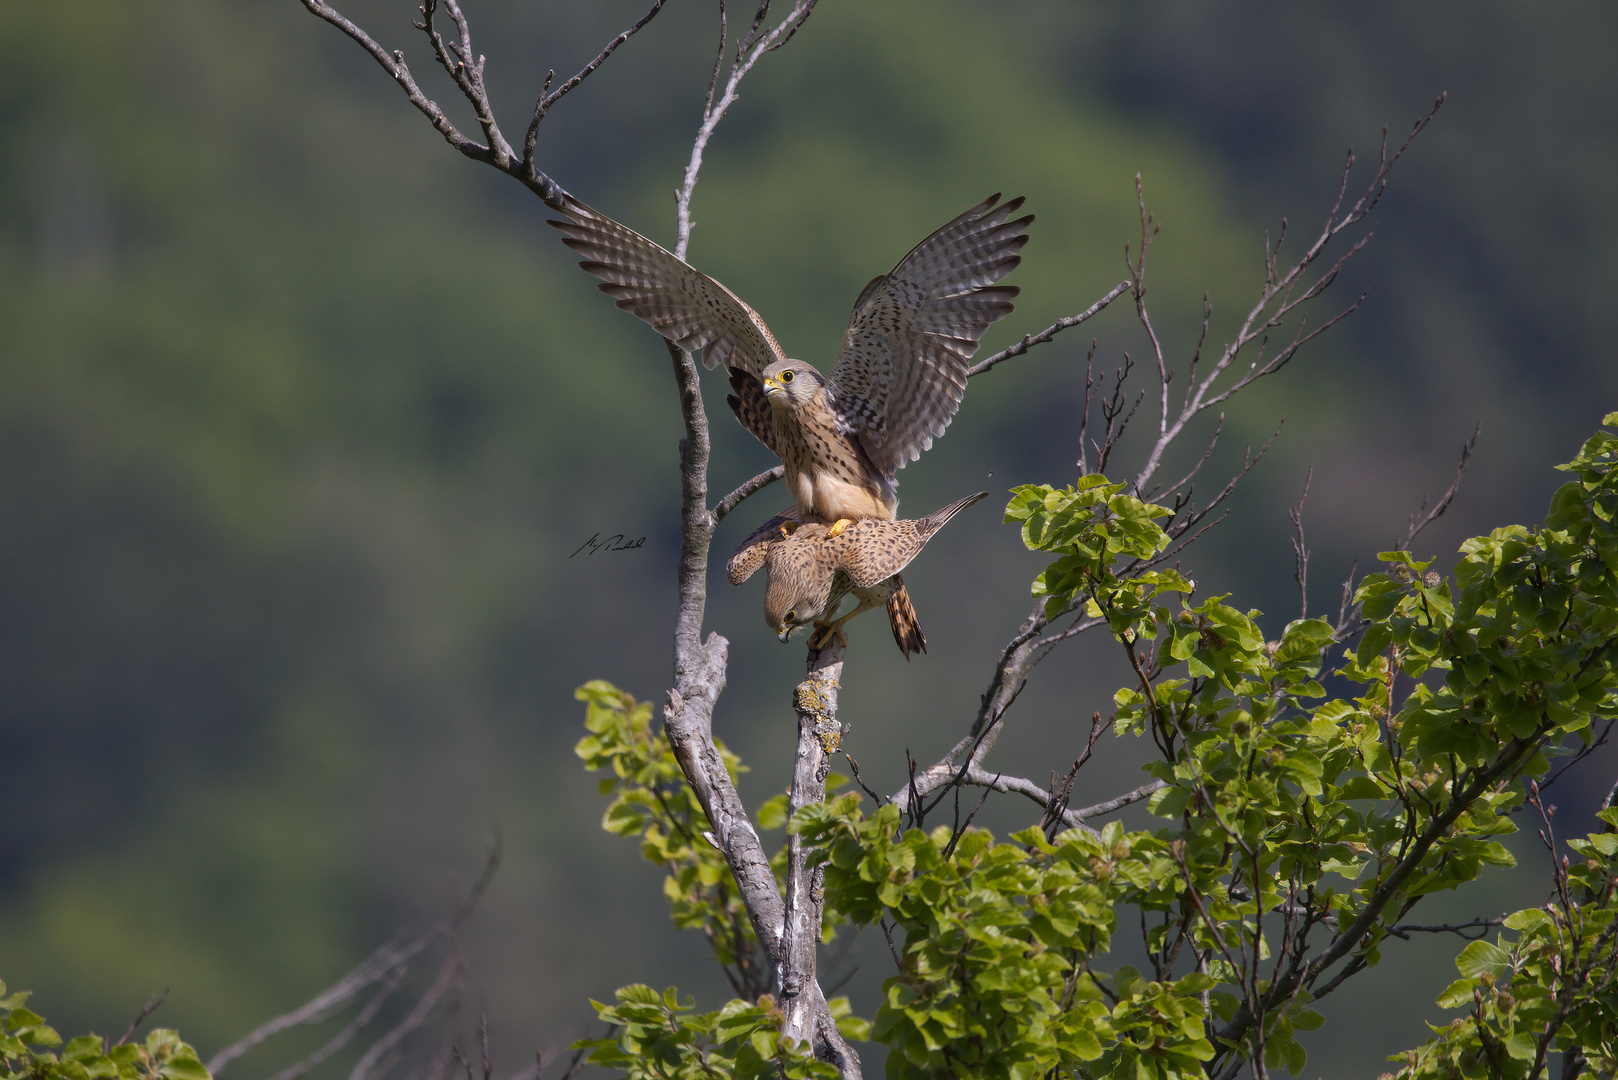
160;1051;211;1080
756;793;789;830
1455;940;1512;981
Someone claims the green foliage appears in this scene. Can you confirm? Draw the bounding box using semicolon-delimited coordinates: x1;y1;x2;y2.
0;981;210;1080
1387;810;1618;1079
578;986;867;1080
580;416;1618;1079
575;682;764;981
794;799;1211;1080
1004;479;1187;624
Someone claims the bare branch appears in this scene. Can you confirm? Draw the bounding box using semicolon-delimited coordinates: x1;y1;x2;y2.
209;843;498;1075
1384;917;1504;942
966;280;1131;377
298;2;489;162
527;0;669;151
349;946;462;1080
419;0;518;168
779;638;861;1075
262;967;409;1080
674;1;819;257
1131;95;1447;496
1290;469;1313;621
116;989;170;1047
712;465;784;524
1526;718;1615;801
1397;422;1480;550
888;602;1049;810
1072;779;1168;822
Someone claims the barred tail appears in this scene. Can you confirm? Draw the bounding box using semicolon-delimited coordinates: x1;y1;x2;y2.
917;490;991;538
886;574;927;660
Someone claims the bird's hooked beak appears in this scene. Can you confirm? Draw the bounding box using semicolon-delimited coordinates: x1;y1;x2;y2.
776;623;793;643
762;376;784;399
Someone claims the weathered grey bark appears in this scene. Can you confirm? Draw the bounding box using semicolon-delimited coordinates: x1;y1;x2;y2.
780;639;846;1049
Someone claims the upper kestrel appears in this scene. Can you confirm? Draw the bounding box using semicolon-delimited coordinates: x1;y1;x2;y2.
547;193;1030;529
727;491;989;657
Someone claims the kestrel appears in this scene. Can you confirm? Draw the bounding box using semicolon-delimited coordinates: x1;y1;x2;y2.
547;193;1030;532
727;492;989;657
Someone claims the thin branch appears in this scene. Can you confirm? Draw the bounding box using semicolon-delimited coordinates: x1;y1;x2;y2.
1397;422;1480;550
712;465;784;524
349;947;462;1080
1073;779;1168;821
526;0;669;158
674;1;819;258
209;845;498;1074
966;280;1132;377
262;967;410;1080
116;989;170;1047
1384;917;1504;942
1530;719;1615;800
295;0;564;199
1131;95;1446;496
1290;469;1313;621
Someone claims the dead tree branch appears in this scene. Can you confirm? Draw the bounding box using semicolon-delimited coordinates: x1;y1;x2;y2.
210;844;497;1077
967;280;1132;378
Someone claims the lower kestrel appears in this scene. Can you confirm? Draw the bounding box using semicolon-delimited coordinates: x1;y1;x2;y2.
727;492;989;657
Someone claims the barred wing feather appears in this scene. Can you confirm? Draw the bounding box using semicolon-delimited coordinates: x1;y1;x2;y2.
828;195;1030;477
545;193;785;375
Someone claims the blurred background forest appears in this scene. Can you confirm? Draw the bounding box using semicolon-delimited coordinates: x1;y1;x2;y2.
1;2;1615;1078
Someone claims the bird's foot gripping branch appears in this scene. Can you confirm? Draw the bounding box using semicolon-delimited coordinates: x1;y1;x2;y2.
578;414;1618;1080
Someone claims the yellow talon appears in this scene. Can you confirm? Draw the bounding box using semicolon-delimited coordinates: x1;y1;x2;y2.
808;619;849;650
825;518;854;539
778;520;799;539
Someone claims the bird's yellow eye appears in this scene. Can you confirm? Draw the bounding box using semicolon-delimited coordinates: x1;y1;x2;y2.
780;370;795;384
786;610;797;621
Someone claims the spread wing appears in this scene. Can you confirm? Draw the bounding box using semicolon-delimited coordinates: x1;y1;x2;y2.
726;368;777;454
833;521;926;589
546;193;785;373
835;492;988;587
827;194;1031;477
726;506;804;585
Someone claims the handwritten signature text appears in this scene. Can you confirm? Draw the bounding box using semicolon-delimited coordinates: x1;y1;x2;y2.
571;532;648;558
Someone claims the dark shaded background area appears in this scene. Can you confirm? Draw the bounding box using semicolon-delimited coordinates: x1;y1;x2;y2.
1;3;1613;1078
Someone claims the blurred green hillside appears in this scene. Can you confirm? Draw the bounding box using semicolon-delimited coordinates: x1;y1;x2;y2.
0;2;1613;1079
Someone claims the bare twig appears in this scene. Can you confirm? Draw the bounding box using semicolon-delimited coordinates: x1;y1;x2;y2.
263;967;411;1080
209;845;498;1075
1131;95;1446;496
673;1;819;258
1527;719;1615;801
349;947;462;1080
1384;917;1504;942
525;0;669;161
712;465;785;524
1397;422;1480;550
1073;779;1168;822
116;989;170;1047
1290;469;1313;621
966;281;1132;377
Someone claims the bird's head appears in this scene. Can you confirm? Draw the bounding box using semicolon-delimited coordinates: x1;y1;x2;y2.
760;359;823;411
763;543;833;643
764;586;820;644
